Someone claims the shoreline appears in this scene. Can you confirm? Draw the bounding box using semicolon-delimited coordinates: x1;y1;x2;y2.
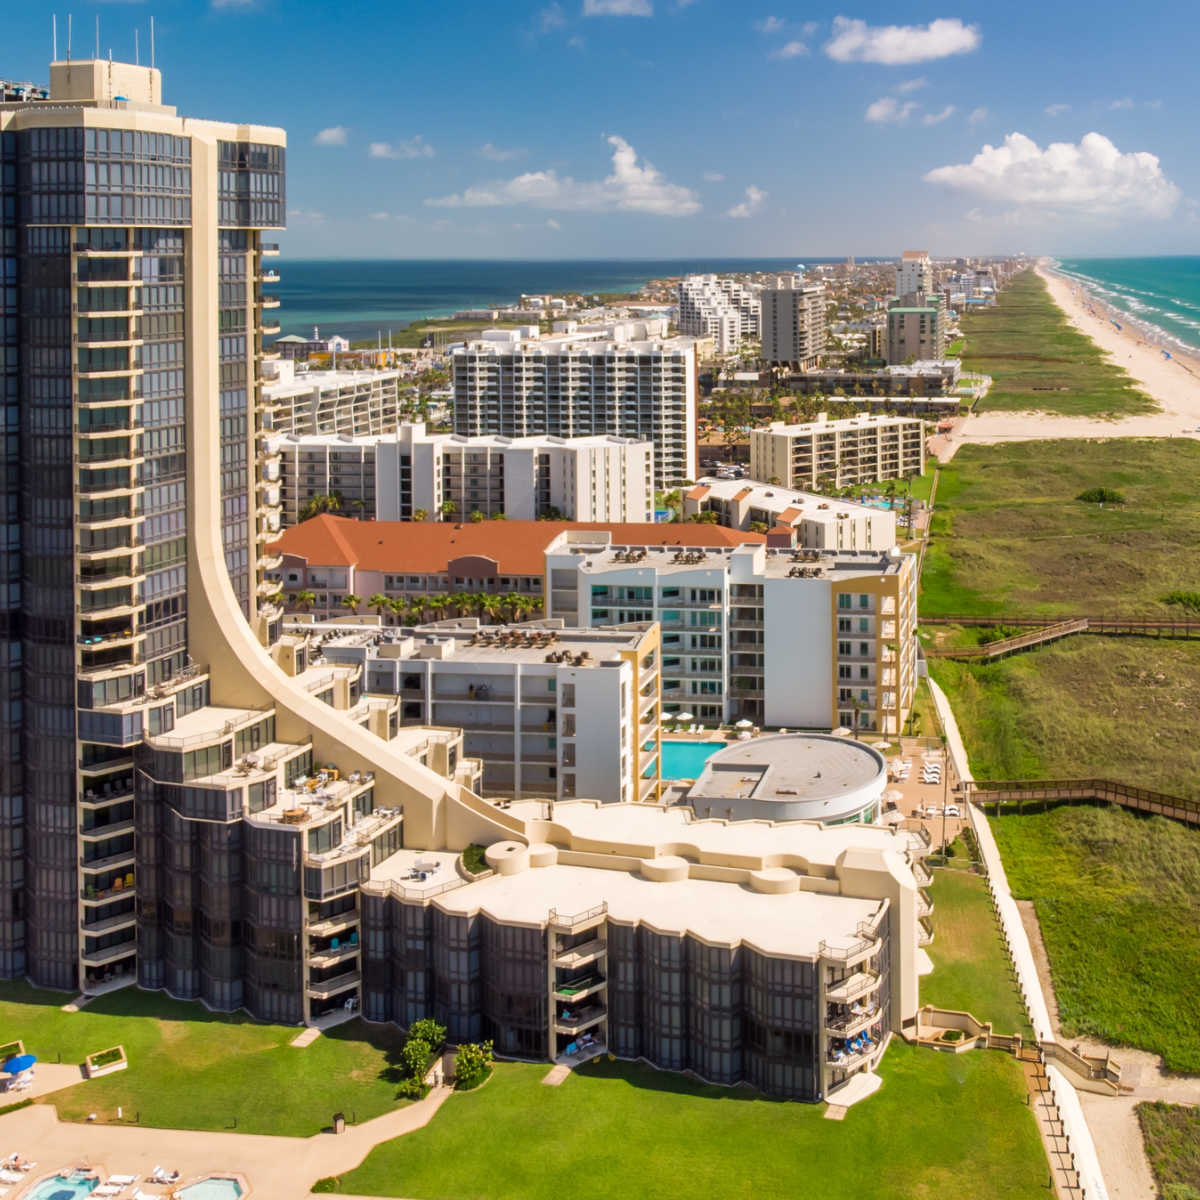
936;264;1200;457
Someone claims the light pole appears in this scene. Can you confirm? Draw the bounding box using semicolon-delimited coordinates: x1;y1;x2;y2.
939;731;949;859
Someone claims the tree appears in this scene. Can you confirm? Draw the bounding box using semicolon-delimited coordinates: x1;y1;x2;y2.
409;1018;446;1049
342;593;361;614
491;511;507;520
427;593;452;621
401;1037;432;1083
469;509;485;523
440;499;457;520
412;508;429;523
352;498;366;519
369;593;390;618
408;596;429;625
389;597;409;624
748;520;769;534
453;1040;493;1090
295;590;316;612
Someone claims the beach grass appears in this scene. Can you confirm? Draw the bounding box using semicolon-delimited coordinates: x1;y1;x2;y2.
928;638;1200;798
922;869;1034;1040
991;806;1200;1072
964;270;1158;416
920;439;1200;618
1137;1101;1200;1196
0;983;410;1136
329;1043;1048;1200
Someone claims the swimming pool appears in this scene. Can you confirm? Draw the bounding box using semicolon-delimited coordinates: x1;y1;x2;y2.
176;1180;244;1200
656;739;725;780
24;1174;99;1200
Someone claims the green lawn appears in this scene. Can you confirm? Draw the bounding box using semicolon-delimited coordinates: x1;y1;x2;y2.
963;270;1157;416
0;983;410;1136
331;1043;1048;1200
991;806;1200;1073
922;870;1033;1041
1138;1101;1200;1198
929;638;1200;798
920;439;1200;619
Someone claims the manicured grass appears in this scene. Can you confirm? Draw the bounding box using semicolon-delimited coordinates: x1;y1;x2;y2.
929;639;1200;798
0;982;410;1135
903;676;941;739
920;439;1200;618
964;270;1156;416
922;870;1033;1041
333;1043;1048;1200
991;806;1200;1072
1138;1101;1200;1197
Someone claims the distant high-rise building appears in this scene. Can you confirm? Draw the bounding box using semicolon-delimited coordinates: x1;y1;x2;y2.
760;276;827;369
886;302;946;364
896;250;933;300
676;274;761;352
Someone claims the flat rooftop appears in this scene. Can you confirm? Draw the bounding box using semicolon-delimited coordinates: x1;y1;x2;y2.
437;862;880;958
370;846;461;896
689;735;886;805
689;477;885;518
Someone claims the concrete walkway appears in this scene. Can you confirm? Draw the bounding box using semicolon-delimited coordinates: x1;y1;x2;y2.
0;1082;456;1198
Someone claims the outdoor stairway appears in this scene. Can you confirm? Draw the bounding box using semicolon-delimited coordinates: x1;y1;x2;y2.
924;618;1088;661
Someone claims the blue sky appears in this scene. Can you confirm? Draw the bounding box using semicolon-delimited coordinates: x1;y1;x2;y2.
7;1;1198;257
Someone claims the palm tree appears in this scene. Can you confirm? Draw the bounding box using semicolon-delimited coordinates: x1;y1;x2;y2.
469;509;485;523
412;508;429;523
440;499;457;521
352;498;366;519
452;592;477;618
342;593;361;615
408;596;429;626
369;593;390;618
427;593;453;621
388;597;409;625
295;590;316;612
491;511;507;520
478;594;503;625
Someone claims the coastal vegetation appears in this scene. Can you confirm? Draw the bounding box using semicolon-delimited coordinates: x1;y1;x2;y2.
1138;1102;1200;1198
962;270;1157;417
0;982;412;1135
923;870;1033;1040
991;806;1200;1073
920;439;1200;618
327;1046;1048;1200
928;639;1200;798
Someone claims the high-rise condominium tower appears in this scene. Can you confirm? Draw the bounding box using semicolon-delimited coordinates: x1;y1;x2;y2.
760;276;827;369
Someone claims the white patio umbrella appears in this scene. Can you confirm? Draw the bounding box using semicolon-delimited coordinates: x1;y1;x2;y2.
883;809;906;825
885;788;905;803
871;740;891;750
737;730;753;740
674;711;694;722
831;726;852;737
735;718;754;729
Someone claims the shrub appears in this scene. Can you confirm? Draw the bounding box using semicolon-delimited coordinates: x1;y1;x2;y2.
312;1177;339;1193
1163;591;1200;615
0;1098;32;1118
1075;486;1126;504
400;1037;432;1082
408;1019;446;1050
461;844;489;875
454;1040;494;1090
396;1077;428;1101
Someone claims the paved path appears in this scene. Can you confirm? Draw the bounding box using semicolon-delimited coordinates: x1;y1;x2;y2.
0;1083;455;1198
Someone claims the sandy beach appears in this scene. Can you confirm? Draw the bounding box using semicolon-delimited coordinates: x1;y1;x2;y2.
937;262;1200;459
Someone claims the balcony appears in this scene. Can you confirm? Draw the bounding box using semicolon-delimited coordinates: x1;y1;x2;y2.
826;970;881;1004
261;242;281;256
258;293;281;309
305;970;361;1000
553;937;606;968
825;1004;880;1038
81;938;137;968
554;1005;606;1034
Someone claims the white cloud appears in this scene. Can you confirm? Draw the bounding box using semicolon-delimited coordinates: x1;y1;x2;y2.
922;105;956;126
754;16;784;32
1044;103;1071;116
1108;97;1134;110
825;16;980;64
726;185;766;219
211;0;253;8
865;96;919;124
367;211;415;223
539;3;567;31
924;131;1181;220
568;34;586;47
547;218;562;230
480;143;525;162
1146;99;1163;110
896;76;927;94
801;20;819;35
702;171;726;182
287;207;325;223
369;136;435;160
771;40;809;59
967;107;988;125
583;0;652;15
313;126;347;147
426;134;700;216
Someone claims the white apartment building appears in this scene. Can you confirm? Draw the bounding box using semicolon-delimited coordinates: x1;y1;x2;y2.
263;358;402;436
270;425;654;527
544;532;918;735
896;250;933;300
307;619;663;805
683;477;897;550
677;274;762;353
760;276;827;368
451;331;697;488
751;413;926;491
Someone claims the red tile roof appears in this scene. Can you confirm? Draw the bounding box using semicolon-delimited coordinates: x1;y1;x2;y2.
685;485;710;501
272;515;764;575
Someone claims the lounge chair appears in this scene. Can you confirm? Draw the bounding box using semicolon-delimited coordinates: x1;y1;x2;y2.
0;1172;21;1185
93;1186;124;1197
109;1176;138;1187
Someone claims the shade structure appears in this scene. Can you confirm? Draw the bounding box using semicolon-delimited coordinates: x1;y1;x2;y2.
735;719;754;729
674;712;694;722
884;789;905;803
3;1054;36;1074
831;726;852;737
883;809;906;825
871;740;891;750
737;730;753;741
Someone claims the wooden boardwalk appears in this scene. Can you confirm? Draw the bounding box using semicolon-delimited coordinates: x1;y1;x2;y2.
924;618;1088;660
968;778;1200;828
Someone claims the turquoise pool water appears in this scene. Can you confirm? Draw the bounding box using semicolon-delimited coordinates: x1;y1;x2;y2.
656;739;724;780
177;1181;243;1200
24;1175;98;1200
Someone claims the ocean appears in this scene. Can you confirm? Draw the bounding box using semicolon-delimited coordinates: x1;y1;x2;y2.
1054;257;1200;354
272;258;837;343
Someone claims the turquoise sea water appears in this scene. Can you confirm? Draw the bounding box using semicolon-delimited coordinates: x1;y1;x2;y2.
272;258;838;342
1054;256;1200;353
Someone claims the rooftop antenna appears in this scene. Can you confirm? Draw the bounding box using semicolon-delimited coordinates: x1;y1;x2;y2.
95;14;99;58
67;13;72;65
135;28;139;65
52;14;58;62
150;16;155;70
